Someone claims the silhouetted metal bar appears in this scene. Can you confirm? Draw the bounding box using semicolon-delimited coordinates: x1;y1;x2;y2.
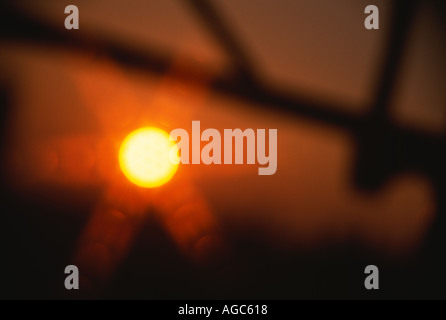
370;0;418;119
0;2;358;130
183;0;259;83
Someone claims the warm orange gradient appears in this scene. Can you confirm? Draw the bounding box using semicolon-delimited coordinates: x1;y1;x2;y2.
1;43;438;295
119;127;179;188
3;50;436;257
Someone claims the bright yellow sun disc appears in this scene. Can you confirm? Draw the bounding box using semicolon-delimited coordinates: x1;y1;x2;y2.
119;127;179;188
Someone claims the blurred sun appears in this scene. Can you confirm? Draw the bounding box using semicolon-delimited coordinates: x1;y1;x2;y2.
119;127;179;188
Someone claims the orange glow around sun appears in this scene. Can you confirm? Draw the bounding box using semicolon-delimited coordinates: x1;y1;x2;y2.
119;127;179;188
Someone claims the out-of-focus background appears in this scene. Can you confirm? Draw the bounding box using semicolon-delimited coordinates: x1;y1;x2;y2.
0;0;445;299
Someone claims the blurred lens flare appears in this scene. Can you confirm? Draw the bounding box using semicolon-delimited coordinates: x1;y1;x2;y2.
119;127;179;188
